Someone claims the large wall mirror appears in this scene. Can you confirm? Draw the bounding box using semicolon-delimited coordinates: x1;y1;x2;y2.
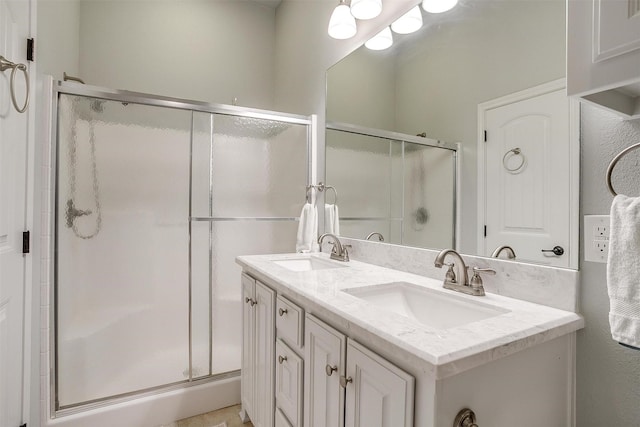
326;0;579;269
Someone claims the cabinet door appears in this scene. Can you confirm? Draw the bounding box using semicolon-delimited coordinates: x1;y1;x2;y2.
275;408;293;427
344;340;414;427
255;280;276;427
241;273;256;420
276;339;303;427
304;315;346;427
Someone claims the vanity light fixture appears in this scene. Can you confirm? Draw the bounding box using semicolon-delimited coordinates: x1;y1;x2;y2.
350;0;382;20
328;0;357;39
422;0;458;14
365;26;393;50
391;6;423;34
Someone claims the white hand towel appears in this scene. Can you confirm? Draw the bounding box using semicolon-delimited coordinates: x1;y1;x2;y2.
324;204;340;235
607;195;640;348
296;203;319;253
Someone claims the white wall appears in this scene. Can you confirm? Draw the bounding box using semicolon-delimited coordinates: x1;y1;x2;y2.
37;0;80;80
577;103;640;426
38;0;277;109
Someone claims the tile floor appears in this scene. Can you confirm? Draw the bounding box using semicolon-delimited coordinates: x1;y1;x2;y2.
170;404;252;427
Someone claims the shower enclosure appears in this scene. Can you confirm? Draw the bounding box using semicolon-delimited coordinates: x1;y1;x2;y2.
325;122;457;249
51;82;312;414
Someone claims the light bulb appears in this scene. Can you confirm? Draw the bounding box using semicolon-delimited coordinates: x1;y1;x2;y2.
328;3;357;39
365;26;393;50
422;0;458;14
391;6;423;34
350;0;382;20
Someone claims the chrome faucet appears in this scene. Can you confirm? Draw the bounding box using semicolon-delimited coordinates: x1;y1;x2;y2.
365;232;384;242
318;233;351;262
434;249;495;296
491;245;516;259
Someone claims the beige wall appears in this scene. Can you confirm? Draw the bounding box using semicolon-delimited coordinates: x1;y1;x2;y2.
38;0;277;109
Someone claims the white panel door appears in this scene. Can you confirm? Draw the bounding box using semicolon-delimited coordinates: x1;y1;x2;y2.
0;0;29;426
483;88;571;267
304;314;346;427
254;281;275;427
344;340;414;427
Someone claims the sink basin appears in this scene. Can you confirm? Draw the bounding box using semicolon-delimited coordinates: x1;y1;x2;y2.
273;256;347;272
343;282;509;329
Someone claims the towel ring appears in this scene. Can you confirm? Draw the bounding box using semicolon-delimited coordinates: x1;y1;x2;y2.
0;55;30;113
307;183;338;205
502;147;525;173
606;142;640;196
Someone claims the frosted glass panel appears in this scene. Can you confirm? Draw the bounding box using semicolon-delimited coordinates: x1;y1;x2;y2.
56;95;191;406
191;221;211;379
211;115;308;218
403;143;455;249
192;112;212;218
210;220;299;375
326;130;402;218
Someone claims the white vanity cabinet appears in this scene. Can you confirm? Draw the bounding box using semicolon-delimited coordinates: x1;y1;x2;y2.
304;314;414;427
568;0;640;118
241;273;275;427
304;315;346;427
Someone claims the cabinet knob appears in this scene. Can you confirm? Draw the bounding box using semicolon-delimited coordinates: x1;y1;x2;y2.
325;364;338;376
245;297;250;304
278;355;287;364
250;299;257;307
278;308;288;316
339;375;352;388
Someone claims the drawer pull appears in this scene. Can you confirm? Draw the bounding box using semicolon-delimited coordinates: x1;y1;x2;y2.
278;355;287;364
278;308;288;316
325;364;338;376
339;375;352;388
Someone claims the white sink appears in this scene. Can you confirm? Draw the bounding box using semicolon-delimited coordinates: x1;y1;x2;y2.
273;256;347;272
343;281;509;329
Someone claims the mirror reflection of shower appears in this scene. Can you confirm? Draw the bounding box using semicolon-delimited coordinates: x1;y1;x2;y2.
65;92;103;239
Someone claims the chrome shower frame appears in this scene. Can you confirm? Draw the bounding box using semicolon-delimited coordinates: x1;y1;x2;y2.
325;121;460;249
48;81;315;417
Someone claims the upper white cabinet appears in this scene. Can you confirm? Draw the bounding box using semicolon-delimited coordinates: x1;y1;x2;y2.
568;0;640;118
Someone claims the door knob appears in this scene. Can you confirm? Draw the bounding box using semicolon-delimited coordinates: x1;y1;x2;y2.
541;246;564;256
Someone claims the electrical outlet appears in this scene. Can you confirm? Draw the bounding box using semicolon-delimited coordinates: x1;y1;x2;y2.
584;215;610;263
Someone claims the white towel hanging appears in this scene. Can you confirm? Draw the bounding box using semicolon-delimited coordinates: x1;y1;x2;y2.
296;203;318;253
607;194;640;348
325;204;340;235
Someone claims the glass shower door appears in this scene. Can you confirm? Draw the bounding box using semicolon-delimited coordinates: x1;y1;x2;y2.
56;95;192;407
191;112;308;377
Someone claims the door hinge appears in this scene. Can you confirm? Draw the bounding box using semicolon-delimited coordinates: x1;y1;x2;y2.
484;130;487;142
26;38;34;61
484;225;487;237
22;231;30;254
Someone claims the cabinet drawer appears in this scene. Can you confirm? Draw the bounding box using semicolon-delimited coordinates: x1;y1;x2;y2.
276;339;303;427
276;296;304;350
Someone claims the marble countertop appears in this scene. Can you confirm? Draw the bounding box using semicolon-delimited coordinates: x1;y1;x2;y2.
236;253;584;379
